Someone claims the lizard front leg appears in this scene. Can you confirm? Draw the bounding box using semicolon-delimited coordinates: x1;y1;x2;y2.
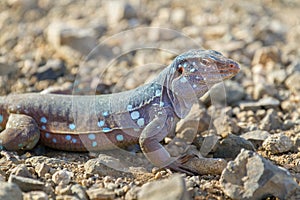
139;109;197;175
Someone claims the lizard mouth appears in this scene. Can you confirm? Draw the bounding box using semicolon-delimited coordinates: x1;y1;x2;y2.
215;59;240;80
193;60;240;84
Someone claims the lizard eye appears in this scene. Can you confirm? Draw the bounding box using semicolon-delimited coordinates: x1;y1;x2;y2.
177;65;184;74
176;59;186;74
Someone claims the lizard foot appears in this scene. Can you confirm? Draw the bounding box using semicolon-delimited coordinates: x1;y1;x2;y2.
166;154;199;175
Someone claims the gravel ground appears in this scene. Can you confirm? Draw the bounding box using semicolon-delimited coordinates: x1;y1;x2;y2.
0;0;299;199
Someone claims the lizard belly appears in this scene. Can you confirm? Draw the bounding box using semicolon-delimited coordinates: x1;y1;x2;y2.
39;129;140;151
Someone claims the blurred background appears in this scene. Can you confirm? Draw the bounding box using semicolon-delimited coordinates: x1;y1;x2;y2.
0;1;299;199
0;0;299;98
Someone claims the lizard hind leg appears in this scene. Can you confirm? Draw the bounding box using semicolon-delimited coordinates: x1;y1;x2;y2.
0;114;40;150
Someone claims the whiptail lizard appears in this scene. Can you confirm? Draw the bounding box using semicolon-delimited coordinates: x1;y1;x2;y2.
0;49;240;174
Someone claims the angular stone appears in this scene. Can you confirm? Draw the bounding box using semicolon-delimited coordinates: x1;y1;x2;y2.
252;46;280;66
213;134;255;159
225;80;246;105
260;109;282;131
23;191;48;200
11;164;33;178
8;175;44;192
84;154;131;177
241;130;270;148
213;115;240;136
285;71;300;94
220;149;300;200
71;184;89;200
47;22;99;61
138;174;190;200
239;97;280;111
35;59;66;81
86;188;115;200
35;163;50;178
262;133;293;154
52;170;73;186
0;181;23;200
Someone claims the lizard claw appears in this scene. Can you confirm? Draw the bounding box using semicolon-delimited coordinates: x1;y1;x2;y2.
166;154;199;175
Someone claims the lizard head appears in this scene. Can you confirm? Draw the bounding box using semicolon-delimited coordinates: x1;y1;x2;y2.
167;49;240;118
173;49;240;86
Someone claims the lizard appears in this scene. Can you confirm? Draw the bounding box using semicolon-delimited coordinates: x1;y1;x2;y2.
0;49;240;174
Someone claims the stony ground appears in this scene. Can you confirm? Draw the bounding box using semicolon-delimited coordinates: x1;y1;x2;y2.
0;0;299;199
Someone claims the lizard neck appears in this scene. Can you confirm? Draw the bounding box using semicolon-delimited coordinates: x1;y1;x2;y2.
151;64;197;119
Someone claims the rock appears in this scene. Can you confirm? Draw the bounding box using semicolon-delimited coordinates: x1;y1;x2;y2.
86;188;115;200
252;83;277;100
84;154;131;177
252;82;278;100
71;184;89;200
260;109;282;131
258;97;280;108
137;174;190;200
0;181;23;200
0;62;18;76
23;191;48;200
27;156;66;166
220;149;300;200
104;1;136;24
262;133;293;154
213;134;255;159
252;46;280;66
239;97;280;111
285;71;300;94
8;175;44;192
7;0;38;12
202;25;228;40
213;115;240;136
199;134;219;156
282;119;296;130
47;21;98;61
292;134;300;152
35;59;66;81
147;26;180;41
208;80;246;106
287;60;300;74
115;62;164;90
11;164;33;178
35;163;50;178
123;3;137;19
241;130;271;148
52;170;73;186
267;69;287;84
170;8;186;25
125;186;140;200
177;127;198;145
225;80;246;105
55;184;72;196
